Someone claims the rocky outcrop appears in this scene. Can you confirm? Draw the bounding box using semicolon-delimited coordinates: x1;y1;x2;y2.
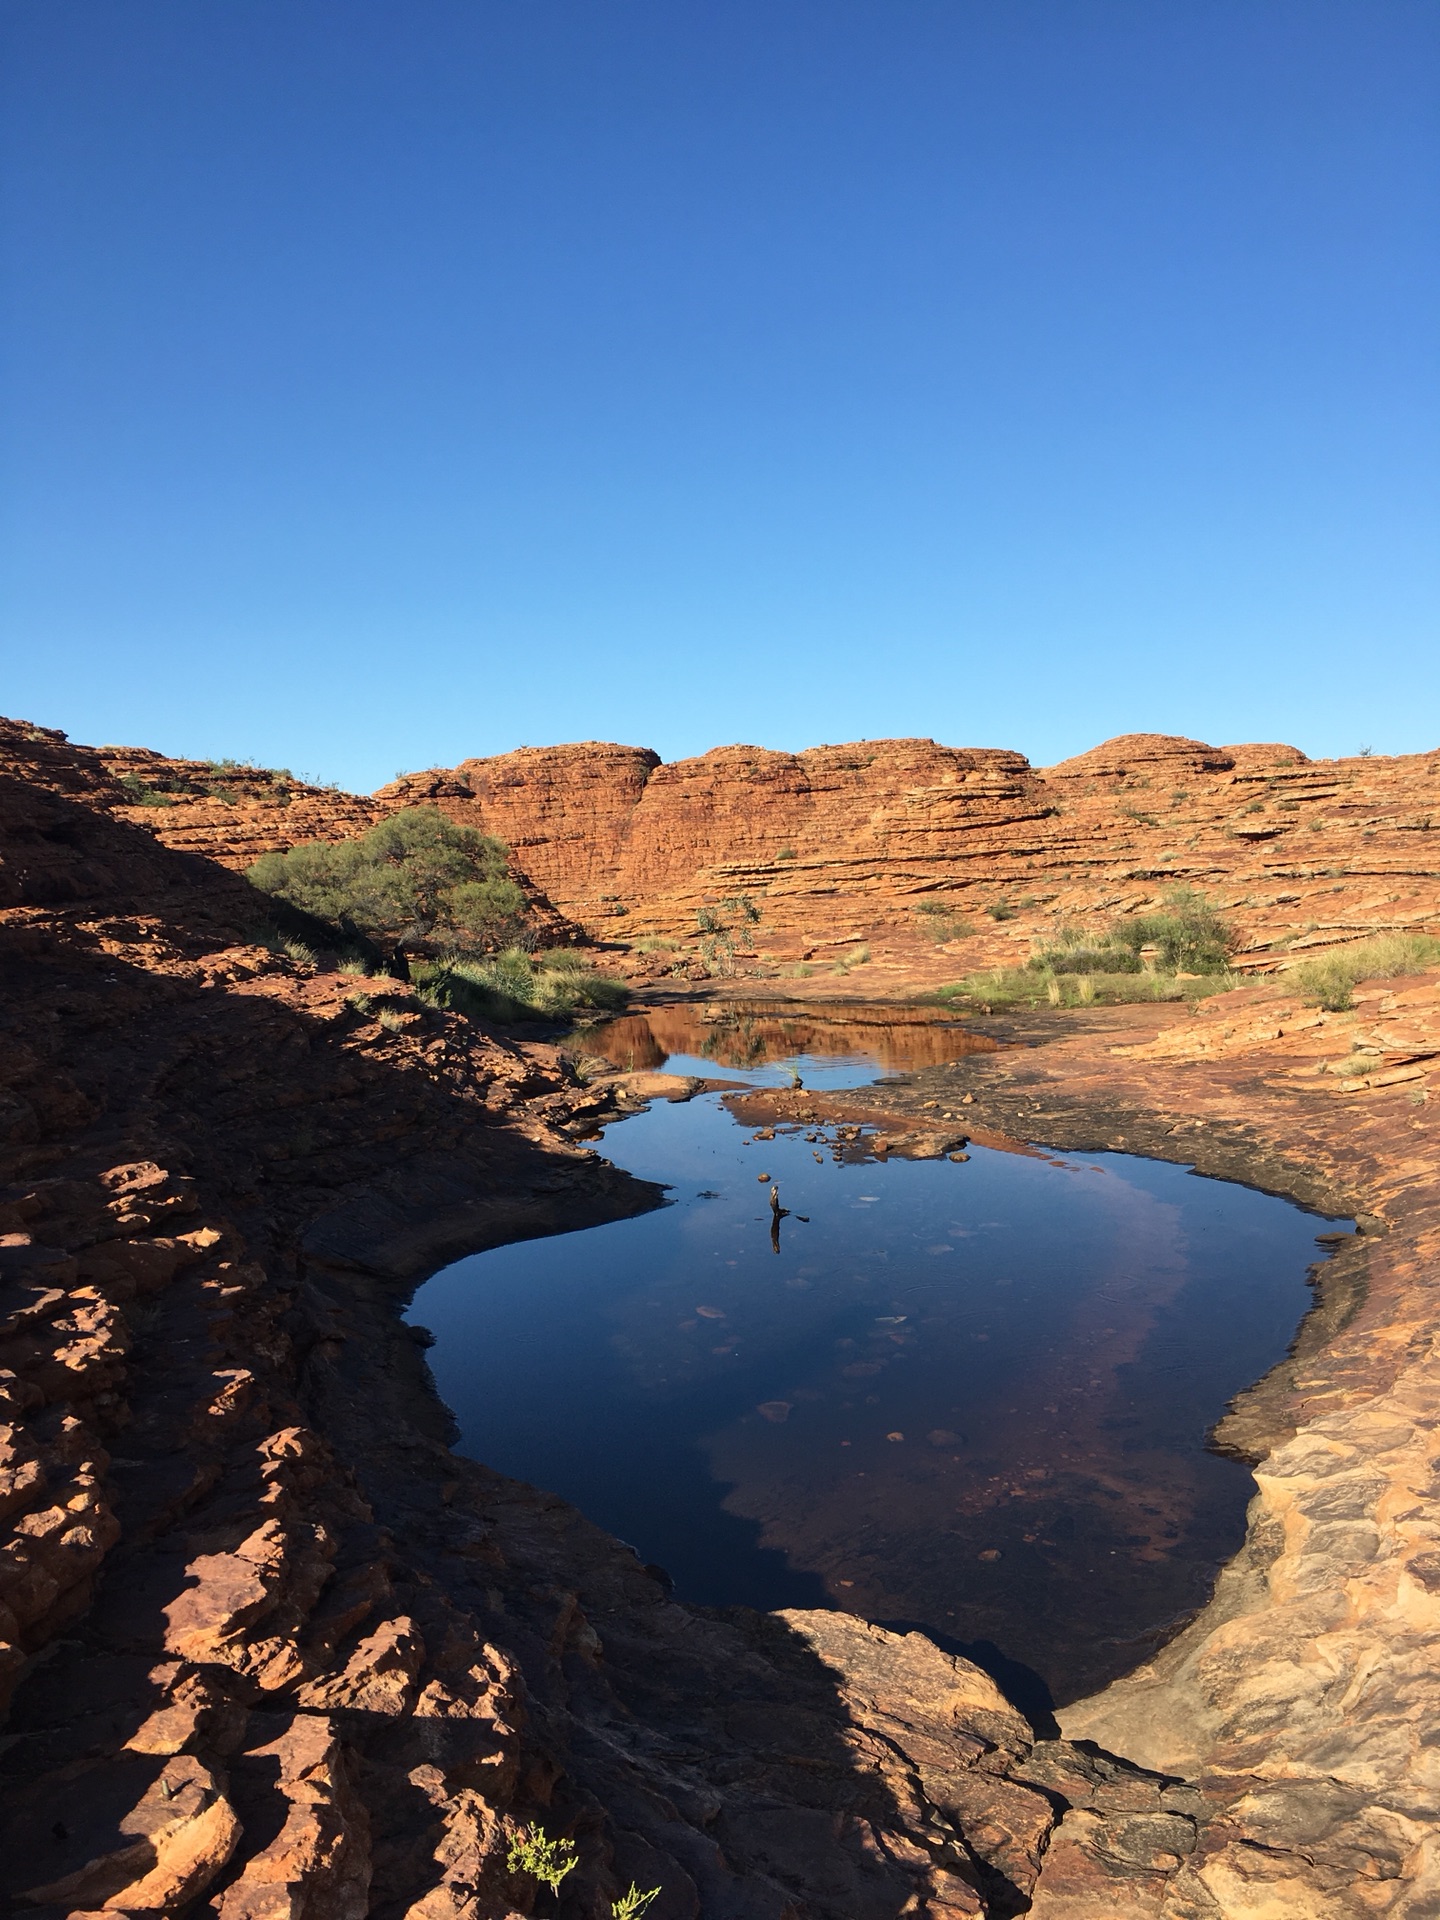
8;710;1440;1915
88;728;1440;985
364;735;1440;985
2;717;1137;1919
93;740;583;947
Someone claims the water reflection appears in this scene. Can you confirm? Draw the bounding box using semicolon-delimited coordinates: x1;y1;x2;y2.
413;1007;1351;1706
578;999;1001;1084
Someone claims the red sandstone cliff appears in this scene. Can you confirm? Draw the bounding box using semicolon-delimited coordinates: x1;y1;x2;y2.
372;733;1440;973
92;731;1440;980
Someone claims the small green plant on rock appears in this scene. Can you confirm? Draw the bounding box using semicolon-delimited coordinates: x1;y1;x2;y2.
986;900;1016;921
117;772;177;807
507;1828;578;1896
613;1886;661;1919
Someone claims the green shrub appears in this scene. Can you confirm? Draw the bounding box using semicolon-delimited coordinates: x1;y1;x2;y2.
1291;934;1440;1012
1029;929;1142;975
414;950;629;1024
247;808;526;955
507;1829;578;1894
117;771;177;807
986;900;1016;921
720;894;762;925
1109;886;1239;974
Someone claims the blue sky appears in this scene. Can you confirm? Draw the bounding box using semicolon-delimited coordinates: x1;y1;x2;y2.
3;1;1436;791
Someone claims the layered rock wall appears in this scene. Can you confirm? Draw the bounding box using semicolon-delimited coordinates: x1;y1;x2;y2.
92;730;1440;974
376;733;1440;968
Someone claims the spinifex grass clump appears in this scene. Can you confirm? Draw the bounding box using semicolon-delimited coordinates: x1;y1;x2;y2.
941;894;1243;1013
414;948;629;1023
1028;928;1142;975
914;902;974;944
248;807;528;956
939;967;1236;1010
1292;933;1440;1012
992;887;1243;1004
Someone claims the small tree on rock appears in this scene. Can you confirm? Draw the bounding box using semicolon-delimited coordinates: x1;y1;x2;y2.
248;807;528;955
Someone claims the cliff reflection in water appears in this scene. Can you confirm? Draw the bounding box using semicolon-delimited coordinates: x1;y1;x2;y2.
580;999;1002;1081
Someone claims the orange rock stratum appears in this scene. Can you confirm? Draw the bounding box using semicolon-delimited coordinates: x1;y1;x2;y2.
3;714;1440;1917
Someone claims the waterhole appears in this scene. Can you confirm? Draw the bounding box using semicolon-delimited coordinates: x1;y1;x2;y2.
410;1001;1351;1710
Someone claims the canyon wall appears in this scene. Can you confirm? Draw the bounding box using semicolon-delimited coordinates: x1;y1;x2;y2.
382;733;1440;965
101;730;1440;975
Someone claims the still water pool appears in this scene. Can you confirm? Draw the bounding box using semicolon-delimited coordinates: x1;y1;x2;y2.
410;1003;1351;1709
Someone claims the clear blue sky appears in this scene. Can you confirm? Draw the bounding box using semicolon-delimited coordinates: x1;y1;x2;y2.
3;1;1436;791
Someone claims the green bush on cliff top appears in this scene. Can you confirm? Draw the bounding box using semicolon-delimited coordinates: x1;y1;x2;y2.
247;807;527;955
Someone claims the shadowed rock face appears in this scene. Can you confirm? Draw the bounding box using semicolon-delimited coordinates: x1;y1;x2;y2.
5;711;1440;1916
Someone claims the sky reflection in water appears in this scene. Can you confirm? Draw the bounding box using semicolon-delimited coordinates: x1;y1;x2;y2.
410;1004;1349;1707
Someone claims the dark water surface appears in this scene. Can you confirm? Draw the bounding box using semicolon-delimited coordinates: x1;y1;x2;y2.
410;1003;1351;1707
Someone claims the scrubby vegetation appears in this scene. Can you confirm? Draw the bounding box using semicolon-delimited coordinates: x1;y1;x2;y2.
694;895;763;975
1027;888;1239;980
1291;933;1440;1012
1109;886;1240;973
117;771;178;807
914;902;973;944
940;887;1242;1010
1027;928;1142;975
248;808;528;955
938;967;1236;1011
413;949;629;1023
506;1828;578;1895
